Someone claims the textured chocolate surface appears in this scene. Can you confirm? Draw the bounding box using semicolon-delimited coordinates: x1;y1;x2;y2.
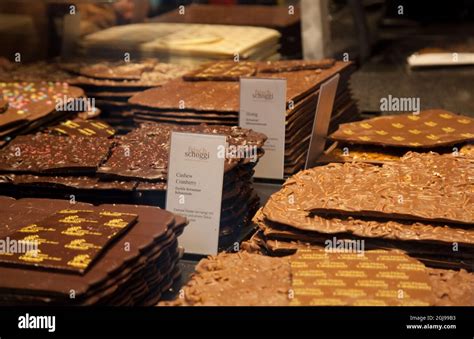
160;251;291;306
259;59;335;73
98;123;266;180
0;134;114;174
70;61;192;88
183;61;257;81
329;109;474;148
427;268;474;306
290;248;433;306
299;152;473;224
0;62;73;83
46;119;115;138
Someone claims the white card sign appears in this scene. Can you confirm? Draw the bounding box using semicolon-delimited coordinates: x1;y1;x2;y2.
166;132;226;255
305;74;340;169
239;77;286;180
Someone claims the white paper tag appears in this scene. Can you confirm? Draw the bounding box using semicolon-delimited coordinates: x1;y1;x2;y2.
239;77;286;179
166;132;226;255
305;74;340;169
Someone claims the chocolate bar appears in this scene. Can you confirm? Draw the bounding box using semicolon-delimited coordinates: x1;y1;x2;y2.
259;59;335;73
98;123;266;181
329;109;474;148
299;152;473;225
290;248;434;306
160;251;291;306
0;209;137;273
183;61;257;81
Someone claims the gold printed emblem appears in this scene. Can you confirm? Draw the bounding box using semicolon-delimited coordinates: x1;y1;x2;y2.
391;123;404;129
461;133;474;138
391;136;405;141
65;239;101;250
375;130;388;135
104;218;128;228
20;235;58;245
59;215;98;224
407;115;420;121
409;142;421;146
19;224;55;233
343;129;355;135
457;118;471;124
67;254;91;269
100;211;135;217
358;136;371;141
61;226;101;237
442;127;455;133
62;120;80;128
424;121;437;127
359;122;372;129
19;250;61;263
439;113;453;119
426;134;440;140
408;129;421;135
58;209;94;214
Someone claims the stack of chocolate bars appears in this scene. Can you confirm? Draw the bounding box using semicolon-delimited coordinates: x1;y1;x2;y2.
0;123;266;248
80;23;281;64
130;59;359;175
0;82;85;145
161;249;474;306
68;59;192;132
0;196;187;305
251;152;473;271
318;109;474;164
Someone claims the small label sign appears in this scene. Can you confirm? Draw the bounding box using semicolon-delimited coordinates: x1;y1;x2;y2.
305;74;340;169
166;132;226;255
239;77;286;179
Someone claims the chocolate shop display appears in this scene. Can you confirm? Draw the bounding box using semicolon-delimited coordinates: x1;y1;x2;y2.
0;196;188;305
161;248;474;306
130;59;359;176
252;152;474;271
0;123;267;249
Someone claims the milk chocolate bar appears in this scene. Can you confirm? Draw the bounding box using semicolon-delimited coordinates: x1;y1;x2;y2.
300;152;473;225
290;248;434;306
259;59;335;73
183;61;257;81
329;109;474;148
0;134;114;174
160;252;291;306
